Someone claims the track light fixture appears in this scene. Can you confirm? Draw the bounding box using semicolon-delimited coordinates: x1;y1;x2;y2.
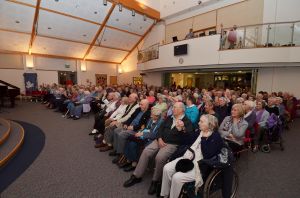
118;3;122;12
132;10;135;17
143;14;147;21
103;0;107;6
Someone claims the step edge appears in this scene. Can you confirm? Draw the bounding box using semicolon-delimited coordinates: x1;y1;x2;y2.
0;121;25;167
0;117;11;146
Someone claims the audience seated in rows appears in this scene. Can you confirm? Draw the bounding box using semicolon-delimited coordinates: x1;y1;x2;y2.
38;82;298;197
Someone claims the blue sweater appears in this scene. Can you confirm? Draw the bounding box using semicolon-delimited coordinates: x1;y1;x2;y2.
185;105;200;126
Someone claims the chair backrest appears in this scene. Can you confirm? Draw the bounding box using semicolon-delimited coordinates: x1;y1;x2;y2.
83;104;91;113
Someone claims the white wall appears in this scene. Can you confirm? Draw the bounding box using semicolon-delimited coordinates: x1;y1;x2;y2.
263;0;300;23
141;21;165;48
257;67;300;98
143;72;162;86
0;53;117;92
78;61;117;85
139;35;220;70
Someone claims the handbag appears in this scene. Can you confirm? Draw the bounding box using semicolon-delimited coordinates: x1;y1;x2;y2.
199;142;234;169
175;148;195;173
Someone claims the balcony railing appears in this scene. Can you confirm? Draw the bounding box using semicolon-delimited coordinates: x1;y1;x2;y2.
137;43;159;64
220;21;300;50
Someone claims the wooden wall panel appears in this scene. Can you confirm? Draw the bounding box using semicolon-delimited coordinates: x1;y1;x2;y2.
217;0;264;30
165;18;193;43
193;10;217;31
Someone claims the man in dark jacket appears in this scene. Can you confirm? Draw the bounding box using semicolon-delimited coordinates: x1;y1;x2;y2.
123;102;194;195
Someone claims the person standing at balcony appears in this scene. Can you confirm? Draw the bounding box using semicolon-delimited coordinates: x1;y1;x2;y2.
185;28;195;39
228;25;237;49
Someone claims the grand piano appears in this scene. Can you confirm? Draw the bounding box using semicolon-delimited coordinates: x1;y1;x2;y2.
0;80;20;108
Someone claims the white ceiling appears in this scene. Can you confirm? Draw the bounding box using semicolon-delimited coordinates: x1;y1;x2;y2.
87;46;128;63
0;1;35;32
40;0;113;24
0;30;31;52
32;36;89;58
37;10;100;43
99;27;141;51
0;0;157;63
107;7;154;35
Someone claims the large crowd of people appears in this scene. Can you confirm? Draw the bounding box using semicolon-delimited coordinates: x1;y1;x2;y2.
39;83;298;198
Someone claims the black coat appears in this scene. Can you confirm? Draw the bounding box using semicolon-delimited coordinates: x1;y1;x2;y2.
157;115;194;145
124;107;151;131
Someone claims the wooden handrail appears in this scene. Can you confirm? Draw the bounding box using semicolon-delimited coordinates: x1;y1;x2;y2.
0;118;11;146
0;121;25;167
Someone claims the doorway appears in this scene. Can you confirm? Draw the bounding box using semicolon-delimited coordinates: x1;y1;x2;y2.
58;71;77;85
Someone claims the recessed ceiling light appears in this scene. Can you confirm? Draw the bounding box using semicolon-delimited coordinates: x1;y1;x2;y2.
48;27;52;30
15;20;20;24
128;23;132;26
94;11;98;14
82;34;87;37
116;18;119;22
55;0;59;2
139;26;142;29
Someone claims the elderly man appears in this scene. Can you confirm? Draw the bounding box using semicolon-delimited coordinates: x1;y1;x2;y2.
111;99;151;164
123;102;194;196
99;93;139;151
89;92;121;136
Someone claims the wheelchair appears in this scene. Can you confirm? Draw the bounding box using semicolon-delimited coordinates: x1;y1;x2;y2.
179;167;239;198
260;115;284;153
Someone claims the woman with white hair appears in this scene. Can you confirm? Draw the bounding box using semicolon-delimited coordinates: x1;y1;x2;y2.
121;107;164;172
160;114;223;198
243;100;257;135
70;90;93;120
153;94;168;114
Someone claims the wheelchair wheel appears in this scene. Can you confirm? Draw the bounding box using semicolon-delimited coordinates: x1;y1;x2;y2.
261;144;271;153
203;169;238;198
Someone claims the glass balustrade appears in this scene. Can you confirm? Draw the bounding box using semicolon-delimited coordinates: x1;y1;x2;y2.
220;21;300;50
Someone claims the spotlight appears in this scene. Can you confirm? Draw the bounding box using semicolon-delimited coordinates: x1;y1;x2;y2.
143;14;147;21
154;19;157;24
118;3;122;12
132;10;135;17
103;0;107;6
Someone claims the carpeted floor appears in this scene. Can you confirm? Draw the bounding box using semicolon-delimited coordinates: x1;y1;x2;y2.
0;101;300;198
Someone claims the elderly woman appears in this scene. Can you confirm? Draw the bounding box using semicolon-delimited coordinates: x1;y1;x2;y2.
120;107;164;172
153;93;168;114
243;100;257;135
253;100;270;152
219;104;248;153
160;114;223;198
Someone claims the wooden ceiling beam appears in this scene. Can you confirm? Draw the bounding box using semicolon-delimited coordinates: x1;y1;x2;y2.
108;0;160;20
0;49;120;64
83;4;116;60
121;23;155;64
28;0;41;53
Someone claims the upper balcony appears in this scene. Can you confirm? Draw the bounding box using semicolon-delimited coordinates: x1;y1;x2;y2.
138;21;300;71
